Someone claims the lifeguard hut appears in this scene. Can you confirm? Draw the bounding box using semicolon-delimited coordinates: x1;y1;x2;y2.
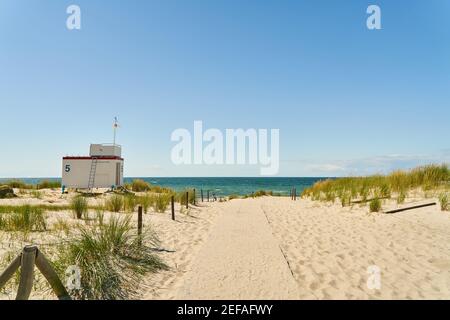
62;118;124;190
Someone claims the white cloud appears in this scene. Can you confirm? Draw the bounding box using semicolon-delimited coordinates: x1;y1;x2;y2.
285;151;450;177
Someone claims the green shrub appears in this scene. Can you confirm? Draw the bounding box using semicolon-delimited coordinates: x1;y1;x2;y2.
369;198;382;213
105;195;124;212
71;196;88;219
228;194;240;200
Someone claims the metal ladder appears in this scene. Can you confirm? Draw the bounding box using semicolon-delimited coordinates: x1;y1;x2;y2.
87;157;98;190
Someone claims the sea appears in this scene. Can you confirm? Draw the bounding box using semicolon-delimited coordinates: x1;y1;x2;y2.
0;177;328;197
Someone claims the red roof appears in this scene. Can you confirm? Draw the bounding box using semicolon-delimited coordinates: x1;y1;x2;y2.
63;156;124;160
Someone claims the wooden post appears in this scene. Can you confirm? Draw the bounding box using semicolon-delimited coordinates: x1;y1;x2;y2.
207;190;210;202
186;191;189;209
201;189;204;202
35;250;71;300
16;245;37;300
138;206;143;237
294;188;297;201
171;195;175;220
193;189;196;205
0;254;21;290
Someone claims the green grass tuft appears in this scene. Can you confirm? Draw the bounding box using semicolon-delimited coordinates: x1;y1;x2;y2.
53;215;167;300
369;198;382;213
0;205;47;232
71;196;88;219
439;193;449;211
105;195;124;212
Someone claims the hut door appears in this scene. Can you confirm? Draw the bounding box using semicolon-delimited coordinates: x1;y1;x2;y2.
115;163;121;186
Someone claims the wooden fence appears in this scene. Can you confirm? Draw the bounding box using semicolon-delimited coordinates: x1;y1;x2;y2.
0;245;71;300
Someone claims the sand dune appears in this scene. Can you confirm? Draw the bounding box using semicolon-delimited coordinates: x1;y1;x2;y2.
148;197;450;300
2;191;449;300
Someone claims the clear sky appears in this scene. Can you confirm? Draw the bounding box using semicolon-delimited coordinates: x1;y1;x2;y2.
0;0;449;177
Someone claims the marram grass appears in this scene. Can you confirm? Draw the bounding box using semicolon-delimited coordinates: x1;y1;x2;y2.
53;214;168;300
302;164;449;208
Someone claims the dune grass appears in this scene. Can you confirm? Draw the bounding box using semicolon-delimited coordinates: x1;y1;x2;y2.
152;194;171;213
176;189;196;206
123;194;137;213
439;193;449;211
105;194;124;212
1;179;61;190
302;164;449;207
0;204;104;214
0;205;47;232
252;190;273;197
369;198;382;213
227;190;274;200
37;180;61;189
71;196;88;219
124;179;174;194
53;214;167;300
137;194;153;213
2;180;33;189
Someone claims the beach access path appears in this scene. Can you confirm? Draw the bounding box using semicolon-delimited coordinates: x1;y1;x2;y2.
174;199;299;299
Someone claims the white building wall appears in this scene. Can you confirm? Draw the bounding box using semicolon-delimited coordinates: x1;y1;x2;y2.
62;158;124;188
90;144;122;157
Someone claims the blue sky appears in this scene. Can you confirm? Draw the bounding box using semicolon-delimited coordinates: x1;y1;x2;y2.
0;0;449;177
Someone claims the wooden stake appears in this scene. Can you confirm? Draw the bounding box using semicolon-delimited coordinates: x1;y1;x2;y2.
186;191;189;209
171;195;175;220
16;245;37;300
35;250;71;300
207;190;210;202
193;189;196;205
201;189;204;202
138;206;143;236
0;254;21;290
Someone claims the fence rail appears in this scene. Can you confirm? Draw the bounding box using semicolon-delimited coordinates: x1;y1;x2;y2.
0;245;71;300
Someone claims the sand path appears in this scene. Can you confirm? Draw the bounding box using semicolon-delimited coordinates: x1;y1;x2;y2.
174;199;299;299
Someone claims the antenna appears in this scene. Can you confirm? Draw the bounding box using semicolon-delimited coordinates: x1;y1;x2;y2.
113;117;119;145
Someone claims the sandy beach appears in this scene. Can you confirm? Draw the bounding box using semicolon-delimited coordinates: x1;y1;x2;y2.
1;190;449;300
144;196;450;300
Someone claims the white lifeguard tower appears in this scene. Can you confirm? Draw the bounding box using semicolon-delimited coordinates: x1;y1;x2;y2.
62;118;124;189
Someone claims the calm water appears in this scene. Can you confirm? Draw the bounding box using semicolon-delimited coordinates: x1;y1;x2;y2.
0;177;327;196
